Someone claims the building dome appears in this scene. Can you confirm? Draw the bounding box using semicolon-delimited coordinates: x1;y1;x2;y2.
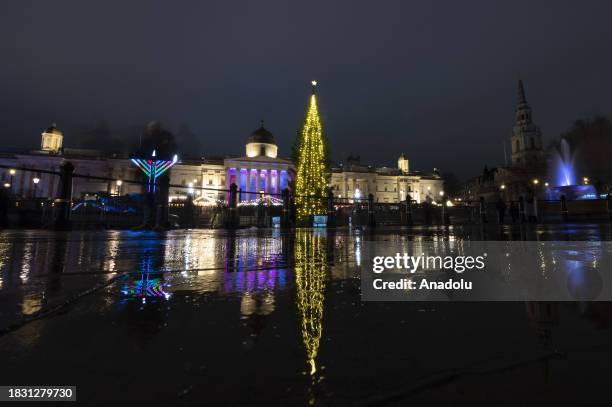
247;125;276;145
245;122;278;158
43;123;63;136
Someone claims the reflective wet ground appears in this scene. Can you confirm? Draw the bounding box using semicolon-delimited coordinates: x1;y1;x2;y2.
1;225;612;405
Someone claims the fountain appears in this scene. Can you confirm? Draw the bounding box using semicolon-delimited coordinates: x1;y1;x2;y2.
546;139;597;200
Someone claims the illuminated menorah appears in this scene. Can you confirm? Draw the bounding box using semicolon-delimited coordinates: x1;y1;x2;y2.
131;150;178;193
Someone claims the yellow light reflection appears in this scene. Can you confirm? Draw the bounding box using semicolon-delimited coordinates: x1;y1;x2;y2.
294;231;327;375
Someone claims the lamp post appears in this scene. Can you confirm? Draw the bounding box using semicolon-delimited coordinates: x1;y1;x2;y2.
530;179;540;222
583;177;589;185
439;190;449;225
532;179;539;195
115;180;122;196
9;168;15;194
32;177;40;198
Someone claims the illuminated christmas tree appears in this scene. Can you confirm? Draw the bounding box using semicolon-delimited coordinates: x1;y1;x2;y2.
295;81;329;220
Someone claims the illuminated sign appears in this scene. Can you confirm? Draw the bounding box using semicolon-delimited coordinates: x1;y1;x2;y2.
313;215;327;227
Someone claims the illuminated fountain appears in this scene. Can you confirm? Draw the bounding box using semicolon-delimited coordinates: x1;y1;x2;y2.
546;139;597;200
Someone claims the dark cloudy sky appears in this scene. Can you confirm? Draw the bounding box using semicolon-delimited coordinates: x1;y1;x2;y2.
1;0;611;178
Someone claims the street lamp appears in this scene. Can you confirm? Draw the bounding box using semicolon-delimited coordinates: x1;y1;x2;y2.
583;177;589;185
544;182;549;187
32;177;40;198
439;190;448;224
532;179;539;185
3;183;10;188
115;180;122;196
500;184;506;190
9;169;15;194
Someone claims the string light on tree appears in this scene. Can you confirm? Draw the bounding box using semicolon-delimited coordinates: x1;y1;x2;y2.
295;80;329;220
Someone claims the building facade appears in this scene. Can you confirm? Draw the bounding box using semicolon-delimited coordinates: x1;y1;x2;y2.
330;156;444;204
224;125;292;203
2;123;442;206
1;123;294;205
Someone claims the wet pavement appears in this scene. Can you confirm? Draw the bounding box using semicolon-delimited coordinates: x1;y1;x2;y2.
1;225;612;405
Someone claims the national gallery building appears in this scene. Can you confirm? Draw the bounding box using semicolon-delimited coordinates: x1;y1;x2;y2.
330;154;444;204
0;124;293;205
1;123;443;205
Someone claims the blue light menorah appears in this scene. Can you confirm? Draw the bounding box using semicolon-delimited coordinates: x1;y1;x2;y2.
131;150;178;193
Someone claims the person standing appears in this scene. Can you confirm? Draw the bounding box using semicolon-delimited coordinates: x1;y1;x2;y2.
509;200;519;223
496;197;507;224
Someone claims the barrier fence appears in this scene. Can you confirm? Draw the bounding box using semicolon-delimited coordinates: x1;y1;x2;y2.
1;163;612;229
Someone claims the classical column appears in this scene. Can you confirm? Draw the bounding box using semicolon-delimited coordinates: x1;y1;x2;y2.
249;169;258;201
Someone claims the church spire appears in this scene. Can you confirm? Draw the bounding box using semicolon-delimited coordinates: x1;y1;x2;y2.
510;78;543;169
515;79;532;125
518;79;527;105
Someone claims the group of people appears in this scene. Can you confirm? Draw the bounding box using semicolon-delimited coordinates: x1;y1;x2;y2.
495;196;538;223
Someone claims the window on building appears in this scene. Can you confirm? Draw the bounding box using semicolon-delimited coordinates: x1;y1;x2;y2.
530;137;535;149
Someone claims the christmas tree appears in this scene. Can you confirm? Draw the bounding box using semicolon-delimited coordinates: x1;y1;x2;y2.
295;81;329;220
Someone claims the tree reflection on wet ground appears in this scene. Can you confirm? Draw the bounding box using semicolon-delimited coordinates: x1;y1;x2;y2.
1;225;612;405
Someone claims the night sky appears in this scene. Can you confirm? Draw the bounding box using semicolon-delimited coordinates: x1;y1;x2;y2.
1;0;612;179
